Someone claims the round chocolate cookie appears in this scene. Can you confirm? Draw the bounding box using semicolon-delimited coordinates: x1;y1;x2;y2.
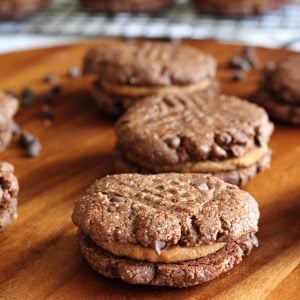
266;56;300;105
115;93;274;185
0;0;50;19
252;56;300;125
83;42;219;116
80;0;174;13
193;0;291;16
72;173;260;287
0;162;19;232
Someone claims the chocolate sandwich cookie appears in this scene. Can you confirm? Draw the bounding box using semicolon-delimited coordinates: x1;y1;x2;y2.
0;0;50;19
0;92;19;151
253;56;300;125
193;0;290;16
80;0;174;13
84;42;219;116
115;93;274;186
73;173;260;287
0;162;19;232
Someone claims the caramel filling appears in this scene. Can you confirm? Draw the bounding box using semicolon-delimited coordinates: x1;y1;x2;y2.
101;79;212;97
127;145;269;173
99;241;226;263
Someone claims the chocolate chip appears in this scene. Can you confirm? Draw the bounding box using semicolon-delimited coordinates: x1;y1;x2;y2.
231;71;244;82
19;132;35;147
11;122;21;136
152;240;166;255
68;67;81;78
215;132;232;146
232;131;248;144
25;139;41;158
111;196;125;202
211;144;227;158
191;182;209;191
51;85;63;96
21;88;34;107
43;74;58;84
165;136;181;149
41;105;54;121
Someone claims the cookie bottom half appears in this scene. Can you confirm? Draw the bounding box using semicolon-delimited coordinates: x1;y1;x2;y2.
114;151;272;186
78;232;257;288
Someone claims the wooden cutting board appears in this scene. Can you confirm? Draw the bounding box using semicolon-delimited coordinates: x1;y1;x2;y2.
0;39;299;300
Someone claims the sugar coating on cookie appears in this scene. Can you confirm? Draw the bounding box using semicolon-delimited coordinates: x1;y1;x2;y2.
73;173;260;287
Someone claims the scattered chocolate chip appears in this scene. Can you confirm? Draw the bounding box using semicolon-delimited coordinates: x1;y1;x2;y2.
68;67;81;78
51;84;63;96
231;71;244;82
211;144;227;158
11;122;21;136
229;56;251;71
19;131;35;147
165;136;181;149
41;105;54;121
25;139;41;158
21;88;35;107
42;74;58;84
152;240;166;255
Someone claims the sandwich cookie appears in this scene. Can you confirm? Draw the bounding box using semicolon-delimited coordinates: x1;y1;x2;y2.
0;162;19;232
83;42;219;116
0;92;19;151
80;0;174;13
193;0;291;16
73;173;260;287
253;56;300;125
115;93;274;186
0;0;50;19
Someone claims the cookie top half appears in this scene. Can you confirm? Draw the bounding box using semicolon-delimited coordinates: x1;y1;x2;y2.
72;173;259;249
83;42;216;86
116;93;274;165
266;55;300;104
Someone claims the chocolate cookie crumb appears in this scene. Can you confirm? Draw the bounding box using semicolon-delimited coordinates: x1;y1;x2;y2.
21;88;35;107
43;74;58;84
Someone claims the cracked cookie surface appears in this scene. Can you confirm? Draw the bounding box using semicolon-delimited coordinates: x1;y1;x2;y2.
72;173;259;248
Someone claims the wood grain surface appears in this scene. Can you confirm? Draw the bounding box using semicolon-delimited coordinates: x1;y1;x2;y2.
0;39;299;300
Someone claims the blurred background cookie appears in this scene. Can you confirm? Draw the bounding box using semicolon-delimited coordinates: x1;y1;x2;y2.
253;56;300;125
0;0;51;19
84;41;219;117
193;0;291;16
80;0;174;13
